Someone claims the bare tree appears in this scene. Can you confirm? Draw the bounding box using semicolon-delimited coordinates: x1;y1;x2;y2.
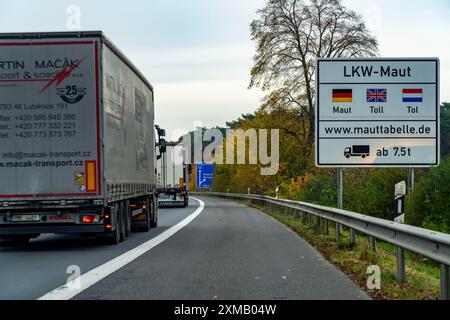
250;0;378;151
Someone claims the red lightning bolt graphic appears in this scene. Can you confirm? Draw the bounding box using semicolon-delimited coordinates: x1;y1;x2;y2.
39;57;87;93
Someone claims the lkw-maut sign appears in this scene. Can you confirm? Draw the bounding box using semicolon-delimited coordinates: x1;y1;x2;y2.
315;58;440;167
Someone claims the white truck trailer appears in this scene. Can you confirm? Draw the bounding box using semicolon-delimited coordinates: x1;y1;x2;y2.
0;31;158;245
157;144;189;208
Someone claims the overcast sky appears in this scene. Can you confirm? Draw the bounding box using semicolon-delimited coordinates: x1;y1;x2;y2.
0;0;448;139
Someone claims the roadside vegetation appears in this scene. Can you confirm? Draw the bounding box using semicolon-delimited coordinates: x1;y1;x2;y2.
243;200;441;300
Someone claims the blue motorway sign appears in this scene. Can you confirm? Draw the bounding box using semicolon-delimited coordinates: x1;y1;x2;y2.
196;163;215;189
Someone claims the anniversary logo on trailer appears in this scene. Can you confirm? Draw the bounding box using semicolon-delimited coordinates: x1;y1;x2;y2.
57;85;87;104
39;57;88;104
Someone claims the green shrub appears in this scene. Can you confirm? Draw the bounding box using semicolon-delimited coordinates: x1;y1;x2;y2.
345;169;406;220
406;157;450;233
299;175;337;207
300;169;406;218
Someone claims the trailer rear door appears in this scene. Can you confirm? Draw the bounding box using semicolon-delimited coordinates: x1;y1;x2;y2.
0;38;102;200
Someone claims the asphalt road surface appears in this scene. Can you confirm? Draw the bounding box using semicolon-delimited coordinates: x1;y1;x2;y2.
76;197;368;300
0;197;368;300
0;202;197;300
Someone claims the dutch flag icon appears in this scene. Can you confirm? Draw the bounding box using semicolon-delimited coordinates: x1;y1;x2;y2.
402;89;423;103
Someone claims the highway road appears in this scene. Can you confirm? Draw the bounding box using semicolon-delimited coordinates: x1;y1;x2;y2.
0;197;368;300
0;202;197;300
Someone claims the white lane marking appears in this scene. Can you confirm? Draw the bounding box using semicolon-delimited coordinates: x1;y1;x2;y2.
38;198;205;300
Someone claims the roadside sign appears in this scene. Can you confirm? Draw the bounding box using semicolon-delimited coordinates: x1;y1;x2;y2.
196;163;215;189
315;58;440;167
395;181;407;198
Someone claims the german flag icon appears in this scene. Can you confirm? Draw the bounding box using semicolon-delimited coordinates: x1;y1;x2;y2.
332;89;353;103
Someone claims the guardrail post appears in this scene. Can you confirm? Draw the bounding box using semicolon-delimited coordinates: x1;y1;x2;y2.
396;247;406;283
349;228;357;245
323;219;329;235
315;217;321;233
368;236;376;252
335;223;341;242
440;264;450;300
336;168;344;242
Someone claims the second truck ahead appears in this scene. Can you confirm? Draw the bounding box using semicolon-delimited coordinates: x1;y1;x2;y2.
156;143;189;208
0;31;160;245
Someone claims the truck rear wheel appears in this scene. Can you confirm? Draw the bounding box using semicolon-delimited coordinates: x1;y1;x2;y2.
119;202;126;242
139;197;152;232
150;196;158;228
101;204;121;245
124;200;131;238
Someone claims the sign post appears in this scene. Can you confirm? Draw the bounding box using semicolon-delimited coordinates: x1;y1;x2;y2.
336;168;343;242
407;168;415;193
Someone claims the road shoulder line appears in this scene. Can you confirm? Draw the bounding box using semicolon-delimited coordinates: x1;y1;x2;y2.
37;198;205;300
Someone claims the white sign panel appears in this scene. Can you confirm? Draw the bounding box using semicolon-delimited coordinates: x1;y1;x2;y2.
315;58;440;167
395;181;406;197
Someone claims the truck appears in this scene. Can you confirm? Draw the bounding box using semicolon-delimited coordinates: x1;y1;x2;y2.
156;143;189;208
344;145;371;159
0;31;158;245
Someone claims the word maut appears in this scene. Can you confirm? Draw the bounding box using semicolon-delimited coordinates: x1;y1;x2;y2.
178;128;279;176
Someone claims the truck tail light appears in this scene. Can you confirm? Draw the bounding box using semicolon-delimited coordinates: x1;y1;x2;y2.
104;211;112;231
80;215;97;224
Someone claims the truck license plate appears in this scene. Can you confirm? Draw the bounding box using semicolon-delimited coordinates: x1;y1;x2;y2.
11;215;40;222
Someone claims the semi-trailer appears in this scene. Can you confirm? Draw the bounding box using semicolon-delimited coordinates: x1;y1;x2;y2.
0;31;158;245
156;143;189;208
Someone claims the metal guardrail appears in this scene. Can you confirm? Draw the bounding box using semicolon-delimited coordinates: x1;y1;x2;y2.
193;192;450;300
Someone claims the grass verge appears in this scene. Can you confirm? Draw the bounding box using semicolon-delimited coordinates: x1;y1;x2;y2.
244;200;440;300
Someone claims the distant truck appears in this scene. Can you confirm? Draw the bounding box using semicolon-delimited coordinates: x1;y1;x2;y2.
0;31;159;245
157;144;189;208
344;145;370;159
